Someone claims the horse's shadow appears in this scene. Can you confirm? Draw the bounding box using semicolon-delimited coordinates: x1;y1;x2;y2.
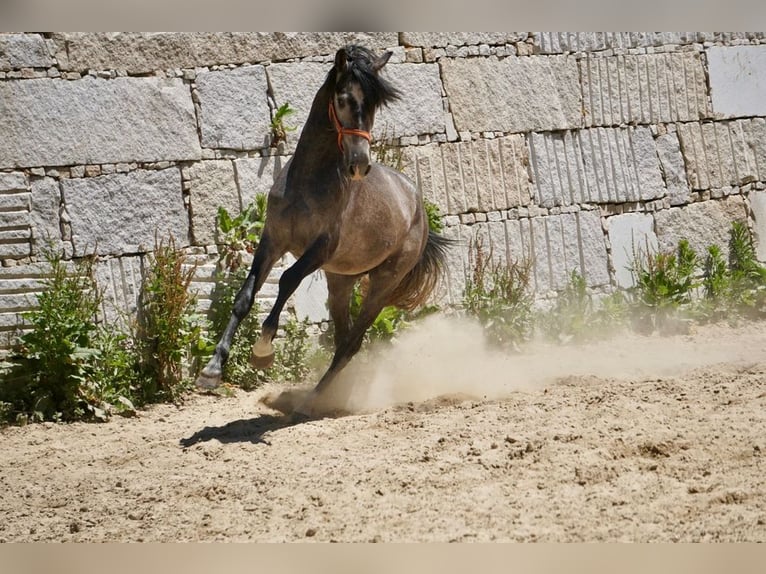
179;413;296;448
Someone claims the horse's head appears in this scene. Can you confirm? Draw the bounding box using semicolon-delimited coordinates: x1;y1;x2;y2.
330;45;400;180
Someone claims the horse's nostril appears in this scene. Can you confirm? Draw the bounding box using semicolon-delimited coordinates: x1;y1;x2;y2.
349;165;357;176
364;164;371;176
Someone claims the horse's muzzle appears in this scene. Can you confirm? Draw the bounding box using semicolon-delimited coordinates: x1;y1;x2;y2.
349;162;372;180
346;147;371;180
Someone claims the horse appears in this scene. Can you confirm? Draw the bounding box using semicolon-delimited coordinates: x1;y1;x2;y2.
196;45;451;418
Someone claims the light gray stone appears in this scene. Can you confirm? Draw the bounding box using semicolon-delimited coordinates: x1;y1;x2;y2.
707;46;766;118
55;32;398;73
535;32;701;54
0;34;54;71
441;56;582;134
188;161;240;246
234;156;290;207
750;192;766;262
401;136;530;216
0;77;201;169
401;33;527;48
62;168;188;256
293;270;329;323
576;211;610;287
267;63;331;153
677;119;766;190
655;133;691;206
0;172;28;191
375;64;446;138
654;196;748;260
196;65;271;150
581;52;710;126
95;256;143;327
30;177;62;255
530;127;664;207
607;213;658;288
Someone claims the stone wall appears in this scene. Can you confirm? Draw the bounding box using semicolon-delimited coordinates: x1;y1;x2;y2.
1;31;766;342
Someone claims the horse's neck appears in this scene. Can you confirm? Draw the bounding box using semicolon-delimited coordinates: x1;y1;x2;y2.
287;82;342;191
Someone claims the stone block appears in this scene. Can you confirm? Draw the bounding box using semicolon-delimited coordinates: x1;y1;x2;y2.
0;77;201;169
234;155;290;207
62;168;188;256
707;46;766;118
581;52;710;126
293;270;329;323
441;56;582;134
534;32;703;54
401;135;530;216
95;256;144;327
530;127;664;207
196;65;271;150
188;161;240;246
375;64;446;138
401;33;527;48
677;119;766;190
55;32;398;73
0;34;54;71
30;177;62;255
607;213;658;288
654;196;747;260
266;62;331;153
655;133;691;206
0;172;28;192
750;191;766;262
575;210;610;288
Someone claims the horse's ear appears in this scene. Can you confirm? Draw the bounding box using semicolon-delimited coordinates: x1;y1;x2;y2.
334;48;349;74
372;50;393;73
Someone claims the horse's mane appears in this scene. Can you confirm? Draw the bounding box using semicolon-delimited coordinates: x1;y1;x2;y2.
328;45;400;108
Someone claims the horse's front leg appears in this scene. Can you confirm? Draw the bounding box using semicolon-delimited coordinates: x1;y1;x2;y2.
250;235;331;368
196;235;280;389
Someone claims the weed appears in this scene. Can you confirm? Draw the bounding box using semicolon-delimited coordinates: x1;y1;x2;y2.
0;252;107;422
629;239;699;333
135;235;210;402
216;195;267;273
463;238;534;349
270;102;297;147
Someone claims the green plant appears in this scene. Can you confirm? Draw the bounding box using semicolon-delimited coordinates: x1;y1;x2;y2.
216;195;268;273
0;252;105;422
270;102;297;146
136;235;210;402
424;198;444;234
727;221;766;316
539;271;592;343
629;238;699;332
463;238;533;349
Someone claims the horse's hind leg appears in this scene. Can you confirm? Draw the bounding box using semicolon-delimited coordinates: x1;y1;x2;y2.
250;235;331;368
295;266;406;417
196;235;280;389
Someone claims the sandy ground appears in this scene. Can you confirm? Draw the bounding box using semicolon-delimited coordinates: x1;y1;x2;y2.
1;316;765;542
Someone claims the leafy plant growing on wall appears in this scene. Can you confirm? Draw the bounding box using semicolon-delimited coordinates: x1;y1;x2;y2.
270;102;297;147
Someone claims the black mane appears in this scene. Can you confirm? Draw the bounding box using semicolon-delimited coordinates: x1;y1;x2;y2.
329;45;400;108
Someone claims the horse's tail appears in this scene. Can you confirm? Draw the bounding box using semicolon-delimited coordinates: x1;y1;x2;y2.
388;230;455;311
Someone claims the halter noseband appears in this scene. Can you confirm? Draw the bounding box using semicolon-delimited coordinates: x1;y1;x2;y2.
328;100;371;152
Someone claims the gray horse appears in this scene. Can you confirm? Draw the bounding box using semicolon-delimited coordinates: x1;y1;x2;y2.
196;45;451;418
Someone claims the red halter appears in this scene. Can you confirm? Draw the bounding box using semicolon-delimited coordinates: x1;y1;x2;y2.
328;100;372;152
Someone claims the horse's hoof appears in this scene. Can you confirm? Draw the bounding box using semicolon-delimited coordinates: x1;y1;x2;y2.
195;370;221;390
250;352;275;369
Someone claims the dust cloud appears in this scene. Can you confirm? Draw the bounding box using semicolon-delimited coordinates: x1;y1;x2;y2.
262;315;766;416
